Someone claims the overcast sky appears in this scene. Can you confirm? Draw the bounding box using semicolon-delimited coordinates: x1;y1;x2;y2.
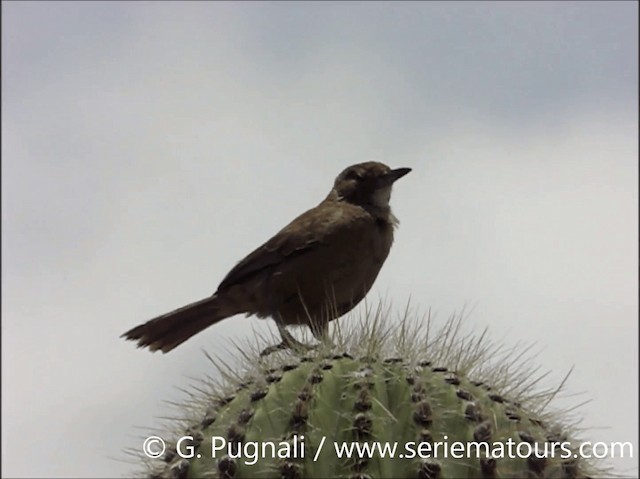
2;1;638;477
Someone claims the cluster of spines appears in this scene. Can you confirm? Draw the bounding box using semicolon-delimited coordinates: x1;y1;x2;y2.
150;352;591;479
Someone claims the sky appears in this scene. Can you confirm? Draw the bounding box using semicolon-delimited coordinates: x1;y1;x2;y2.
2;1;638;477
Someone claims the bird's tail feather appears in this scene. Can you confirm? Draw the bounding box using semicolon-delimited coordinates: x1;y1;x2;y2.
121;295;238;353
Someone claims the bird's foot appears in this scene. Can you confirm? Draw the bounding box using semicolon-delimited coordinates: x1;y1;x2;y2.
260;341;288;357
260;340;316;357
260;327;316;357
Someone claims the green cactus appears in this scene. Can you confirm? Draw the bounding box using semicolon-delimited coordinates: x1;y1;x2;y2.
136;305;604;479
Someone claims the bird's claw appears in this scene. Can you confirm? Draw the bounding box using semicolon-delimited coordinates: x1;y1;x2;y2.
260;329;316;357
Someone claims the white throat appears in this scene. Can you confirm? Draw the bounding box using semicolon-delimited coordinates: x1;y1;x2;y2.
371;186;399;227
372;186;392;209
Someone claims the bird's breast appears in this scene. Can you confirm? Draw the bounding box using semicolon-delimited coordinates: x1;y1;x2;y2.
284;212;392;320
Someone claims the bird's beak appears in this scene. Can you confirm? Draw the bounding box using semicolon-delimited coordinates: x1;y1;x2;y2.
379;167;412;187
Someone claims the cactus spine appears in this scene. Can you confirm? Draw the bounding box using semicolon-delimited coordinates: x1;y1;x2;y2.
137;306;602;479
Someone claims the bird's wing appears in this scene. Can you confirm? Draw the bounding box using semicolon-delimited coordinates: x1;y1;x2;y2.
216;200;370;293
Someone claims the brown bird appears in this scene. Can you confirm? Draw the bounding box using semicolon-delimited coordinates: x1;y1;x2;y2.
121;161;411;354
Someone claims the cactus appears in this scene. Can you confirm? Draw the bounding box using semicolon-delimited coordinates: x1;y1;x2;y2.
135;304;604;479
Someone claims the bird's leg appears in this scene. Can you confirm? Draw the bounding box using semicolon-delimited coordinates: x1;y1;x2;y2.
260;323;315;357
260;292;319;356
280;324;315;350
260;296;310;355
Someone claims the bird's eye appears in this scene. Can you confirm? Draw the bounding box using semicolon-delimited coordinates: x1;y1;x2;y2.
345;170;362;181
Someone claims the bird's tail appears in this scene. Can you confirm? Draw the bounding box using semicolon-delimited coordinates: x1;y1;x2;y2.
121;295;239;353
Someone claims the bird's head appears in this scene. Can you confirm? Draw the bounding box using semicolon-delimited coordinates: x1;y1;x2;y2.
330;161;411;210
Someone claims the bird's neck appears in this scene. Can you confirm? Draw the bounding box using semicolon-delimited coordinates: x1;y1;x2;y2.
358;202;400;229
326;190;399;228
377;208;399;228
365;186;399;227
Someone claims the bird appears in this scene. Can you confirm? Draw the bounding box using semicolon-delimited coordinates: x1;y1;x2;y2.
121;161;411;354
